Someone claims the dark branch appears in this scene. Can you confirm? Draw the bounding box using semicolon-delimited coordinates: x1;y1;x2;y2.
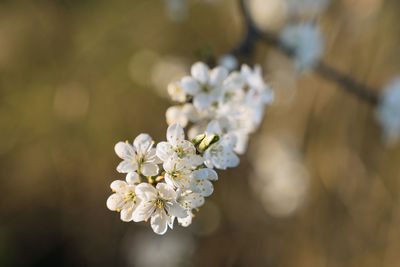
234;0;379;106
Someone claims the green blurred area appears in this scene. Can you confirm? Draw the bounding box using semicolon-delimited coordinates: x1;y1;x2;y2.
0;0;400;266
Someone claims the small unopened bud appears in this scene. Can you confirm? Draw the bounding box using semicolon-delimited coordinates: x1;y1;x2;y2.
198;134;219;153
192;133;206;146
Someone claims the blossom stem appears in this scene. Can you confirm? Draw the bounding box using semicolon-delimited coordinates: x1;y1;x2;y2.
234;0;379;105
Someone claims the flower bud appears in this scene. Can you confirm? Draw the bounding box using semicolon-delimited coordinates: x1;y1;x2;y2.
198;134;219;153
191;133;206;146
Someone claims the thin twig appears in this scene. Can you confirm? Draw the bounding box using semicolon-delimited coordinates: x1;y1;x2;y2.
234;0;379;105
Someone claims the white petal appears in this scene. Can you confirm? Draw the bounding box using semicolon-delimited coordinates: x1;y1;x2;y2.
166;105;188;127
150;210;169;235
157;183;177;200
186;154;204;167
178;213;193;227
132;201;155;222
206;120;222;135
193;93;212;110
135;183;157;201
126;172;140;184
141;163;159;177
192;168;208;180
167;201;187;218
205;168;218;181
234;133;249;155
110;180;127;192
134;133;153;155
120;207;135;222
221;134;237;149
116;160;138;173
167;123;185;146
191;62;210;84
225;153;240;168
181;76;201;95
178;140;196;155
114;142;135;159
196;179;214;197
106;193;124;211
209;66;228;87
162;156;176;173
156;142;173;162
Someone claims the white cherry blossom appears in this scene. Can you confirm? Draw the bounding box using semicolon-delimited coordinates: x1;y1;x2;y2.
279;22;324;71
203;129;240;170
176;189;205;227
156;123;203;166
133;183;187;235
180;62;228;110
191;168;218;197
115;134;161;177
106;177;141;222
163;155;193;189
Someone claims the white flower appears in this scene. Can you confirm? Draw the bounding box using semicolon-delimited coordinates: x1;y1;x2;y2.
241;64;274;106
191;168;218;197
176;189;205;227
203;123;240;169
133;183;187;235
166;104;199;128
180;62;228;109
163;155;193;189
106;174;141;222
376;77;400;145
218;71;246;106
115;134;161;177
156;123;203;166
279;22;324;71
206;118;252;155
167;82;186;102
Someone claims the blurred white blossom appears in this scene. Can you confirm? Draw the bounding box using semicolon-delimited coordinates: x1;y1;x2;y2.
279;22;324;71
250;134;309;217
376;77;400;146
218;54;239;72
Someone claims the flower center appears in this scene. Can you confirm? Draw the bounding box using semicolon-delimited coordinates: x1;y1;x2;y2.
174;147;186;158
154;198;165;210
124;191;136;203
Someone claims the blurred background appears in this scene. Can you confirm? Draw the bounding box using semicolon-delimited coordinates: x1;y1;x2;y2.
1;0;400;266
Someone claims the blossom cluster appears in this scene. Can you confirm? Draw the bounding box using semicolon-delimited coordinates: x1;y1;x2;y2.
107;61;273;234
